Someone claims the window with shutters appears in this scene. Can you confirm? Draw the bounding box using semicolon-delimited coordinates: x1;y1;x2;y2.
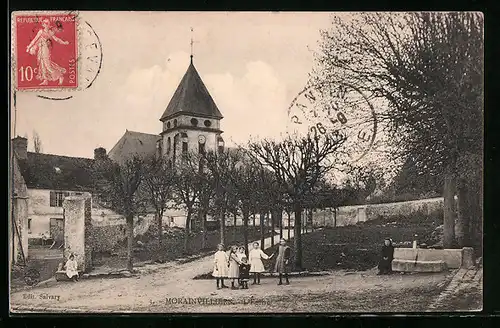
49;191;70;207
182;142;188;154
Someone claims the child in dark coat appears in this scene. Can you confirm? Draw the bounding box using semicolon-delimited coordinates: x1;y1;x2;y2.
377;238;394;275
238;257;251;289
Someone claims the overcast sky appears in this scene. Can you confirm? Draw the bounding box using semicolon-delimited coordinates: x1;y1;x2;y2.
12;11;334;158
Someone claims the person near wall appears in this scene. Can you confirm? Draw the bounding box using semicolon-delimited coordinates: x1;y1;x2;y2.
249;242;273;285
227;245;242;289
377;238;395;275
212;244;229;289
274;238;292;285
65;254;79;282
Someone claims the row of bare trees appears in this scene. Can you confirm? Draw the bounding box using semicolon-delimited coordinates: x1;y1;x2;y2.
91;130;348;271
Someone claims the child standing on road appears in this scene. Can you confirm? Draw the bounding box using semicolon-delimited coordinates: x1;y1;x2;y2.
249;242;273;285
274;238;292;285
228;245;241;289
213;244;229;289
238;257;251;289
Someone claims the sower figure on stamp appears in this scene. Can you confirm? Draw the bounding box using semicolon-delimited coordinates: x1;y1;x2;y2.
249;242;273;285
25;18;69;86
274;238;292;285
213;244;229;289
228;245;242;289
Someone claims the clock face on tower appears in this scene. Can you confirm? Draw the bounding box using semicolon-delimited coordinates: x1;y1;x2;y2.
198;135;206;144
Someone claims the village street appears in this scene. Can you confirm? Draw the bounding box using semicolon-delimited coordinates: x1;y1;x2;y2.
10;229;462;313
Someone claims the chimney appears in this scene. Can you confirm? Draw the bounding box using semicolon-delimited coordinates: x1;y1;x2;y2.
12;136;28;160
94;147;107;160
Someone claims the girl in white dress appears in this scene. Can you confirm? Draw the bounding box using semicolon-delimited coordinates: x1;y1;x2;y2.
227;245;242;289
65;254;79;281
212;244;229;289
249;242;273;285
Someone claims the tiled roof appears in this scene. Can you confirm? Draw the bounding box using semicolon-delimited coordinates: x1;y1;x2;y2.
17;152;95;191
108;130;160;164
160;60;223;121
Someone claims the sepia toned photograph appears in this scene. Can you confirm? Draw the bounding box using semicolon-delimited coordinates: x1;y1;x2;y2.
9;11;483;313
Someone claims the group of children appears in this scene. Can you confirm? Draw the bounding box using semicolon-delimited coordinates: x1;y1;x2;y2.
213;238;292;290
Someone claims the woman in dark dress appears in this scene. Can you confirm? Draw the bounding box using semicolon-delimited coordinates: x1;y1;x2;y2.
377;238;394;275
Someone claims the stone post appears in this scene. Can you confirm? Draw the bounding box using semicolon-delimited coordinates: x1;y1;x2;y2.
63;194;92;272
461;247;475;268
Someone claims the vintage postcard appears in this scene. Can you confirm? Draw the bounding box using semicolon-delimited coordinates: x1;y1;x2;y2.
9;11;483;313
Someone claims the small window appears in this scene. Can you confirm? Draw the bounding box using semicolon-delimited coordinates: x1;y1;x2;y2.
167;137;171;154
28;219;32;233
50;191;70;207
204;120;211;127
218;146;224;154
182;142;188;154
173;119;178;127
191;118;198;126
199;143;205;154
167;121;171;129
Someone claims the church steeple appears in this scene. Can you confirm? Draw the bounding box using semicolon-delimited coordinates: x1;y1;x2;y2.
159;59;223;121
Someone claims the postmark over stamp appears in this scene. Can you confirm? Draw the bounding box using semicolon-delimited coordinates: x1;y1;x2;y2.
14;13;79;90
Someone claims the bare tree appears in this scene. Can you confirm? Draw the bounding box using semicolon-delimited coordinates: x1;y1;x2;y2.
249;132;346;269
93;155;146;271
32;130;42;153
171;154;203;254
313;12;483;249
142;155;174;262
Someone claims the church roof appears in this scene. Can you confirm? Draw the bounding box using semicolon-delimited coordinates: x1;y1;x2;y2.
108;130;160;164
160;59;223;121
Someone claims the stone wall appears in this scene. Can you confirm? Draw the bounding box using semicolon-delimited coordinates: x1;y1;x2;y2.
312;197;446;228
63;194;92;272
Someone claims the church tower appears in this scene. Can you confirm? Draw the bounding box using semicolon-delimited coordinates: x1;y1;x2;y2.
159;55;224;162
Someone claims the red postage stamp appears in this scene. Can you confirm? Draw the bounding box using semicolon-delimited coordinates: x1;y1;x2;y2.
14;13;78;90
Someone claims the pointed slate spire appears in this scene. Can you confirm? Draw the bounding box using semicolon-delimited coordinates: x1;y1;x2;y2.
159;60;223;121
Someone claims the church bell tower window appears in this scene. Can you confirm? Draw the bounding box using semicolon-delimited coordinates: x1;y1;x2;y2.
174;119;178;127
167;121;171;129
191;118;198;126
204;120;211;127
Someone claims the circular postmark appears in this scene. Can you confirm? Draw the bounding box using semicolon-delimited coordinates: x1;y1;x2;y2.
287;81;377;163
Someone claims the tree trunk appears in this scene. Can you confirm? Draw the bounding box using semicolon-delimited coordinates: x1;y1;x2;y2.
126;215;134;271
443;166;456;249
233;212;238;242
201;210;207;249
260;211;265;251
278;208;283;239
156;210;163;261
219;207;226;246
287;211;291;240
456;179;471;247
243;209;249;255
271;210;275;247
293;203;303;270
469;183;482;256
184;211;191;254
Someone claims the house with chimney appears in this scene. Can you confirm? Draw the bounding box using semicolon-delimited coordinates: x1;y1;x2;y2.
11;137;143;247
